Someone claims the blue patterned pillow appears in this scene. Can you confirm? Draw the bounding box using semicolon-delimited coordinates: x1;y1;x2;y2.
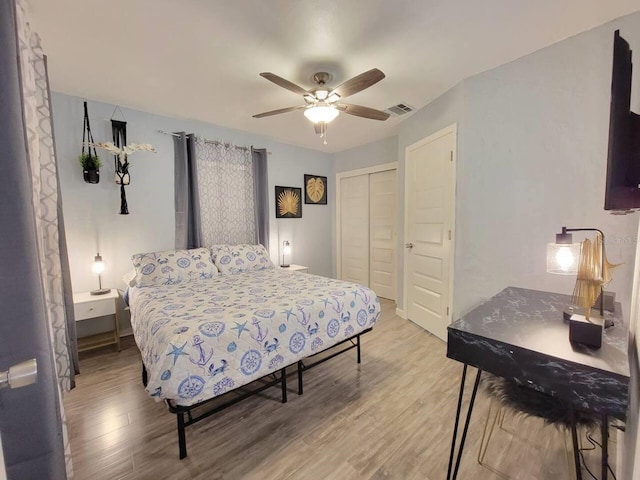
210;244;274;274
131;248;218;286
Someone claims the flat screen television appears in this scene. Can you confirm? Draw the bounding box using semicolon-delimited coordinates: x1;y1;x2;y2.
604;30;640;213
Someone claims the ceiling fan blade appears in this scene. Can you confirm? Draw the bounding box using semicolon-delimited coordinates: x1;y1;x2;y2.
328;68;385;99
253;105;305;118
338;103;390;121
260;72;309;96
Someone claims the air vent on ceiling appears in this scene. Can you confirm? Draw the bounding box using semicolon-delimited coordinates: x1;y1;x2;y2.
386;103;415;116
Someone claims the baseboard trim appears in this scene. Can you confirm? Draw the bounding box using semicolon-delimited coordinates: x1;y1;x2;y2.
396;308;406;319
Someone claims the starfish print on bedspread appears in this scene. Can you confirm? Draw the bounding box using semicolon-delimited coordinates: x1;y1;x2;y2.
167;342;188;365
282;308;297;321
231;321;250;338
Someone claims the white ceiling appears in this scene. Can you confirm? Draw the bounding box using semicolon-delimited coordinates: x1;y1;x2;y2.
28;0;640;153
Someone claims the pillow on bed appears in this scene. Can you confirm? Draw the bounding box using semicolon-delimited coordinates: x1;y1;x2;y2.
122;269;137;288
131;248;218;286
210;244;274;274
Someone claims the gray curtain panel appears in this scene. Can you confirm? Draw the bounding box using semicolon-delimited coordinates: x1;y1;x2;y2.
0;0;67;477
174;132;202;249
47;56;79;387
252;147;269;250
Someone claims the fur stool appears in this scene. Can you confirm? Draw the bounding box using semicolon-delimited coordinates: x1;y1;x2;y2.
478;373;599;480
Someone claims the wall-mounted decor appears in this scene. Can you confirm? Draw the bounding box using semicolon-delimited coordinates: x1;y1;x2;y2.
304;174;327;204
111;117;130;214
80;101;101;184
90;108;155;215
275;186;302;218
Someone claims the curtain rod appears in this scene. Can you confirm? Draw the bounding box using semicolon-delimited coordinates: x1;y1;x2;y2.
157;129;270;154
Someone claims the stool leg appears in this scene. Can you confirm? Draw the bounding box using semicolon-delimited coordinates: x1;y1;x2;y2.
477;401;501;466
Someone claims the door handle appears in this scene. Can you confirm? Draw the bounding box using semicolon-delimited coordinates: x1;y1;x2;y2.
405;243;414;249
0;359;37;390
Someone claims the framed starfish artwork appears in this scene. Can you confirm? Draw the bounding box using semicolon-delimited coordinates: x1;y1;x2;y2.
304;174;327;204
275;186;302;218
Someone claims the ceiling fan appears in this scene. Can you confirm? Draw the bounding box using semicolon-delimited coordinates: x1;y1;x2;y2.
253;68;390;143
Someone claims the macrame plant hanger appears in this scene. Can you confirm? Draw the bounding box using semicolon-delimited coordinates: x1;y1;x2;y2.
111;106;129;214
82;101;100;183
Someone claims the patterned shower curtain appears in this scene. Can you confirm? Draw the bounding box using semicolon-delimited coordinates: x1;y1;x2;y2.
16;0;77;476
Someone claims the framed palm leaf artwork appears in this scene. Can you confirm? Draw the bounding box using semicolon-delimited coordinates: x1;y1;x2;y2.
304;174;327;204
275;186;302;218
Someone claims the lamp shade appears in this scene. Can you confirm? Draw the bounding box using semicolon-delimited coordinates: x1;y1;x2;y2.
546;242;580;274
92;254;105;274
281;240;291;268
304;104;339;123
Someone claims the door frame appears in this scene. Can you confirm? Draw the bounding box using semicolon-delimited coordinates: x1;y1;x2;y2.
402;123;457;330
335;161;397;280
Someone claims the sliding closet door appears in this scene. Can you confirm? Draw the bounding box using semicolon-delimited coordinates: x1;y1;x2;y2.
369;170;397;300
340;175;370;286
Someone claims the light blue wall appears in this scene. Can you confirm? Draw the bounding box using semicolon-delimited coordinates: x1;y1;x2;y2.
454;15;639;319
333;136;398;173
52;93;334;298
333;12;640;322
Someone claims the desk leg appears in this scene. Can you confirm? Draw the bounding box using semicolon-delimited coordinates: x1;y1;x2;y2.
447;364;482;480
601;414;608;480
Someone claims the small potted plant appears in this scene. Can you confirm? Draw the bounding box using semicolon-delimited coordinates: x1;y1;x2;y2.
79;152;102;184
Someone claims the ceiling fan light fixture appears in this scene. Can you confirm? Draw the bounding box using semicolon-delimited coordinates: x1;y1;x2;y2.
327;93;340;103
304;104;339;124
315;89;329;100
304;95;316;104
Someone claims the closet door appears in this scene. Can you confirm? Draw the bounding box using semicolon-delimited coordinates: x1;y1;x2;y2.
369;170;397;300
340;174;370;286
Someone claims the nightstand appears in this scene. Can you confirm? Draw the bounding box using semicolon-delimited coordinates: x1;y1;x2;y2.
279;264;308;273
73;289;120;352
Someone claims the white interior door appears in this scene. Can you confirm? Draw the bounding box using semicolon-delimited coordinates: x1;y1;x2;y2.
340;174;370;286
405;125;456;341
369;170;397;300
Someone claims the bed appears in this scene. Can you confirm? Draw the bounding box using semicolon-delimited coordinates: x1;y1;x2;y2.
127;245;381;458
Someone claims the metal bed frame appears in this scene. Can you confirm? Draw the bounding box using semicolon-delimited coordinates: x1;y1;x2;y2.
296;327;372;395
142;328;372;459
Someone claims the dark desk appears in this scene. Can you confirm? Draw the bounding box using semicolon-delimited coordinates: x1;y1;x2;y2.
445;287;630;480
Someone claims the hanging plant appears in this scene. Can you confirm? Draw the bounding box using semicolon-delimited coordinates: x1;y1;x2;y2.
78;152;102;184
81;101;100;184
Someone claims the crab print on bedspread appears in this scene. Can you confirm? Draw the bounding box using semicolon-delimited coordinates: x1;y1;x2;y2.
129;269;381;406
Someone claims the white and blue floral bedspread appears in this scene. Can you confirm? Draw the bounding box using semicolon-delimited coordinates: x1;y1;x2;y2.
129;269;381;406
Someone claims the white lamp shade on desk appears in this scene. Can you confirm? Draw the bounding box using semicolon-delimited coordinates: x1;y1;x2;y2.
546;242;580;275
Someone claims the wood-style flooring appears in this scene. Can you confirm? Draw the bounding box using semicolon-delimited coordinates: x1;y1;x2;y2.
65;299;615;480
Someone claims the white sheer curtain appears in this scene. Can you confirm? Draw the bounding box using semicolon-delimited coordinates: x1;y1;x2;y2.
16;0;75;476
195;138;257;246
